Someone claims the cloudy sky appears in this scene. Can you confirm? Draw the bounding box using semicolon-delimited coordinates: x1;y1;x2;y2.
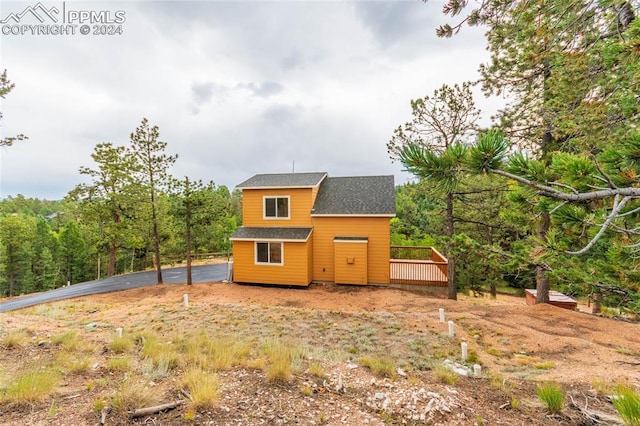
0;0;497;200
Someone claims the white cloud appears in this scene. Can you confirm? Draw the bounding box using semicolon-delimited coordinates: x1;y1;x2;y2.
0;0;497;199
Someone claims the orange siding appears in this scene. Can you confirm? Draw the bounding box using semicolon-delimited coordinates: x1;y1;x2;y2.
242;188;315;227
307;234;314;282
311;217;390;284
232;240;311;286
334;241;368;285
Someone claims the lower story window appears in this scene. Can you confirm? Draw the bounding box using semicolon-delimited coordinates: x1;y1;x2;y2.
256;242;282;264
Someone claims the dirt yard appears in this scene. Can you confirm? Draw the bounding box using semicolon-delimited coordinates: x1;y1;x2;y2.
1;281;639;425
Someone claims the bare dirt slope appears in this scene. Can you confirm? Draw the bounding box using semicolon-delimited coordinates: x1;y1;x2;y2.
1;282;639;425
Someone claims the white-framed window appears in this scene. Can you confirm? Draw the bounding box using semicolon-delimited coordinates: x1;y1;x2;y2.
255;241;283;265
263;196;290;219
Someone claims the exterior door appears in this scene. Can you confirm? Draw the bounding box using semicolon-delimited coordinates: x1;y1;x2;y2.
333;238;368;285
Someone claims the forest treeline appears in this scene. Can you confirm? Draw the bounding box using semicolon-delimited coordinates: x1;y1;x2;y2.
0;187;241;297
0;118;242;297
2;174;638;314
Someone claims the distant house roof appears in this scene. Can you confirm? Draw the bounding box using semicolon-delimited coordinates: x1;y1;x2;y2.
230;227;313;242
311;176;395;216
236;172;328;189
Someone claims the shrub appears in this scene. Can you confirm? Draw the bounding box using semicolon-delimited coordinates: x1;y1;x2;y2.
433;364;458;385
261;338;304;383
200;335;251;371
181;368;220;409
106;356;131;372
110;379;159;413
2;367;59;405
52;331;96;353
613;385;640;426
55;352;92;374
536;382;564;414
108;336;134;354
1;329;28;349
308;362;326;378
534;362;555;370
361;356;397;379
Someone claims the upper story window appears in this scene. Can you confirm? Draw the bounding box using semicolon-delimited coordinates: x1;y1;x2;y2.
264;196;290;219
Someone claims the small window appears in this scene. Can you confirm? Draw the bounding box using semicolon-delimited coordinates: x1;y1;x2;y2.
264;196;289;219
256;242;283;264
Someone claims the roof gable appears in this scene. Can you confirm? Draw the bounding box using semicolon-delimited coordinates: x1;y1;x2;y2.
237;172;327;189
311;175;395;216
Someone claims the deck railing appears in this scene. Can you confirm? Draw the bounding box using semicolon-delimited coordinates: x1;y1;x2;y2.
389;246;448;287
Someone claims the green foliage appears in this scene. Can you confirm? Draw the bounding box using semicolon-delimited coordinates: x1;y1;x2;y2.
388;82;480;159
109;379;160;414
0;69;28;147
433;1;640;307
536;382;564;414
181;368;220;409
467;130;508;173
433;364;458;385
0;214;35;296
361;356;397;379
129;118;178;283
59;221;89;284
1;367;59;405
613;385;640;426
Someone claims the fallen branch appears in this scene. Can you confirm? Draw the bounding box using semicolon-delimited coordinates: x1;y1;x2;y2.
100;407;111;425
130;399;184;419
616;360;640;366
63;393;82;400
568;393;601;424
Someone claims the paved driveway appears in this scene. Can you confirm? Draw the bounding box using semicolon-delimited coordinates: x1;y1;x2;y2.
0;264;229;313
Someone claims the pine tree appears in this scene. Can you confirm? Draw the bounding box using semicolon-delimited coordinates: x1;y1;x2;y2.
390;82;481;300
129;118;177;284
68;142;138;276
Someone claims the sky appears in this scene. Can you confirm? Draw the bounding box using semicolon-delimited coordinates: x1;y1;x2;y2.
0;0;499;200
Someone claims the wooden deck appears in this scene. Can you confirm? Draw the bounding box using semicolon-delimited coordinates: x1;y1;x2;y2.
525;289;577;310
389;246;448;287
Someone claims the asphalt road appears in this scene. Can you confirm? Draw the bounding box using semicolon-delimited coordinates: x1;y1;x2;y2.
0;264;229;313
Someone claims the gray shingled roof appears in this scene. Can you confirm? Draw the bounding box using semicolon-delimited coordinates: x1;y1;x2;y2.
230;227;313;241
237;172;327;189
311;176;395;216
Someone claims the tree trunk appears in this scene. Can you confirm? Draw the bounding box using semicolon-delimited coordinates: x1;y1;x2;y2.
185;177;192;285
488;233;496;298
535;211;550;303
592;291;602;314
9;272;15;298
152;219;162;284
108;213;121;277
108;243;117;277
150;189;163;284
445;192;457;300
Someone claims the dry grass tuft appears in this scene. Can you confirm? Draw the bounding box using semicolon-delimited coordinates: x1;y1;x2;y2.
361;356;397;379
261;338;305;383
1;329;29;349
181;368;220;409
109;379;160;414
1;366;59;405
433;364;458;385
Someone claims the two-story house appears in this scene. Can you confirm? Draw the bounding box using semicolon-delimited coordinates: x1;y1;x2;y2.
229;172;395;286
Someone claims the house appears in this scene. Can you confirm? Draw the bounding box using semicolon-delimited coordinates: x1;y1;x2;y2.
229;172;395;286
